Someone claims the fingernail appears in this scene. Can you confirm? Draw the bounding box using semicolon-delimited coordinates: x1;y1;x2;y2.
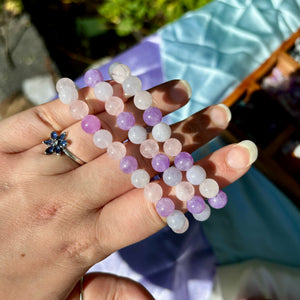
226;140;258;169
210;104;232;128
169;80;192;103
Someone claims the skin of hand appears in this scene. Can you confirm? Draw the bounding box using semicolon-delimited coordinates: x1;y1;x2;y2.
0;80;257;300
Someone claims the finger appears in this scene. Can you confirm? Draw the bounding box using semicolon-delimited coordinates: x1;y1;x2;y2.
95;141;258;254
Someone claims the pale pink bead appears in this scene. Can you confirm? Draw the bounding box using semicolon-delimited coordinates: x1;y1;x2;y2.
94;82;113;101
69;100;89;120
199;178;219;198
93;129;113;149
105;96;124;116
56;77;75;92
58;86;78;104
175;181;195;201
140;139;159;159
107;142;126;160
163;138;182;157
144;182;163;202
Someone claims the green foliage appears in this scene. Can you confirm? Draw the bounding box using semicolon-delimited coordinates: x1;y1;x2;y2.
97;0;213;37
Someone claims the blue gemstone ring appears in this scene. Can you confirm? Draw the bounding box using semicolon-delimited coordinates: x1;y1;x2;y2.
43;131;85;165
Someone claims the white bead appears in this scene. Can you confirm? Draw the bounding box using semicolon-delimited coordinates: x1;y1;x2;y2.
199;178;219;198
133;90;153;110
56;77;75;92
131;169;150;188
108;62;120;77
163;167;182;186
193;204;211;221
167;210;187;231
128;125;147;144
93;129;113;149
110;63;131;83
122;76;142;96
144;182;163;202
172;218;189;234
58;86;78;104
175;181;195;201
186;165;206;185
152;123;171;142
94;82;113;101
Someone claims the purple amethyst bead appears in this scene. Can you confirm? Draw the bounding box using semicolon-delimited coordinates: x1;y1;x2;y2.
84;69;103;87
156;197;175;217
174;152;194;171
117;112;135;130
143;107;163;126
151;153;170;172
208;190;228;209
120;155;138;174
187;196;206;214
81;115;101;134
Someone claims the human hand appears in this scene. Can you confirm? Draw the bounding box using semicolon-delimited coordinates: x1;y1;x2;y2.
0;77;257;299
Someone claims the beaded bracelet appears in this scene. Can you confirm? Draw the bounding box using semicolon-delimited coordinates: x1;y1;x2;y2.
55;63;228;234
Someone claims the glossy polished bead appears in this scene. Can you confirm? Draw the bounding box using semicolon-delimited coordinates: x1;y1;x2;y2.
199;178;219;198
122;76;142;96
163;167;182;186
107;142;126;160
120;156;138;174
128;125;147;144
93;129;113;149
144;182;163;202
59;86;78;104
174;152;194;171
108;62;120;78
187;195;206;214
172;218;189;234
81;115;101;134
186;165;206;185
117;112;135;130
152;123;171;142
56;78;75;92
156;197;175;217
69;100;89;120
143;107;162;126
193;204;211;221
167;210;186;231
105;96;124;116
208;190;228;209
84;69;103;87
94;82;113;101
163;138;182;157
110;63;131;83
131;169;150;188
134;90;152;110
151;153;170;172
140;139;159;159
175;181;195;201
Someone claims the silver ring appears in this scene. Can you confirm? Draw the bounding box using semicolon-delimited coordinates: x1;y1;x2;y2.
80;276;84;300
43;131;86;166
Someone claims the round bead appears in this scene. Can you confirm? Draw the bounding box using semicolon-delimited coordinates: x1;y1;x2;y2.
174;152;194;171
58;86;78;104
93;129;113;149
187;195;206;214
84;69;103;87
56;77;75;92
193;204;211;222
143;107;162;126
128;125;147;144
120;156;138;174
134;90;153;110
152;123;171;142
172;218;189;234
167;210;187;231
81;115;101;134
110;63;131;83
163;138;182;157
151;153;170;172
175;181;195;202
144;182;163;202
108;62;120;78
163;167;182;187
69;100;89;120
94;82;113;101
199;178;219;198
186;165;206;185
107;142;126;160
156;197;175;217
122;76;142;96
131;169;150;188
105;96;124;116
208;190;228;209
117;112;135;130
140;139;159;159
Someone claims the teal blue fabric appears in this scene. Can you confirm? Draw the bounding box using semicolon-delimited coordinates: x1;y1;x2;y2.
159;0;300;267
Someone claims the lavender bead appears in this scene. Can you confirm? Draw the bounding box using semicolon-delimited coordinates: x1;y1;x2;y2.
143;107;162;126
84;69;103;87
151;153;170;172
81;115;101;134
187;196;206;214
174;152;194;171
208;190;228;209
117;112;135;130
156;197;175;217
120;156;138;174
